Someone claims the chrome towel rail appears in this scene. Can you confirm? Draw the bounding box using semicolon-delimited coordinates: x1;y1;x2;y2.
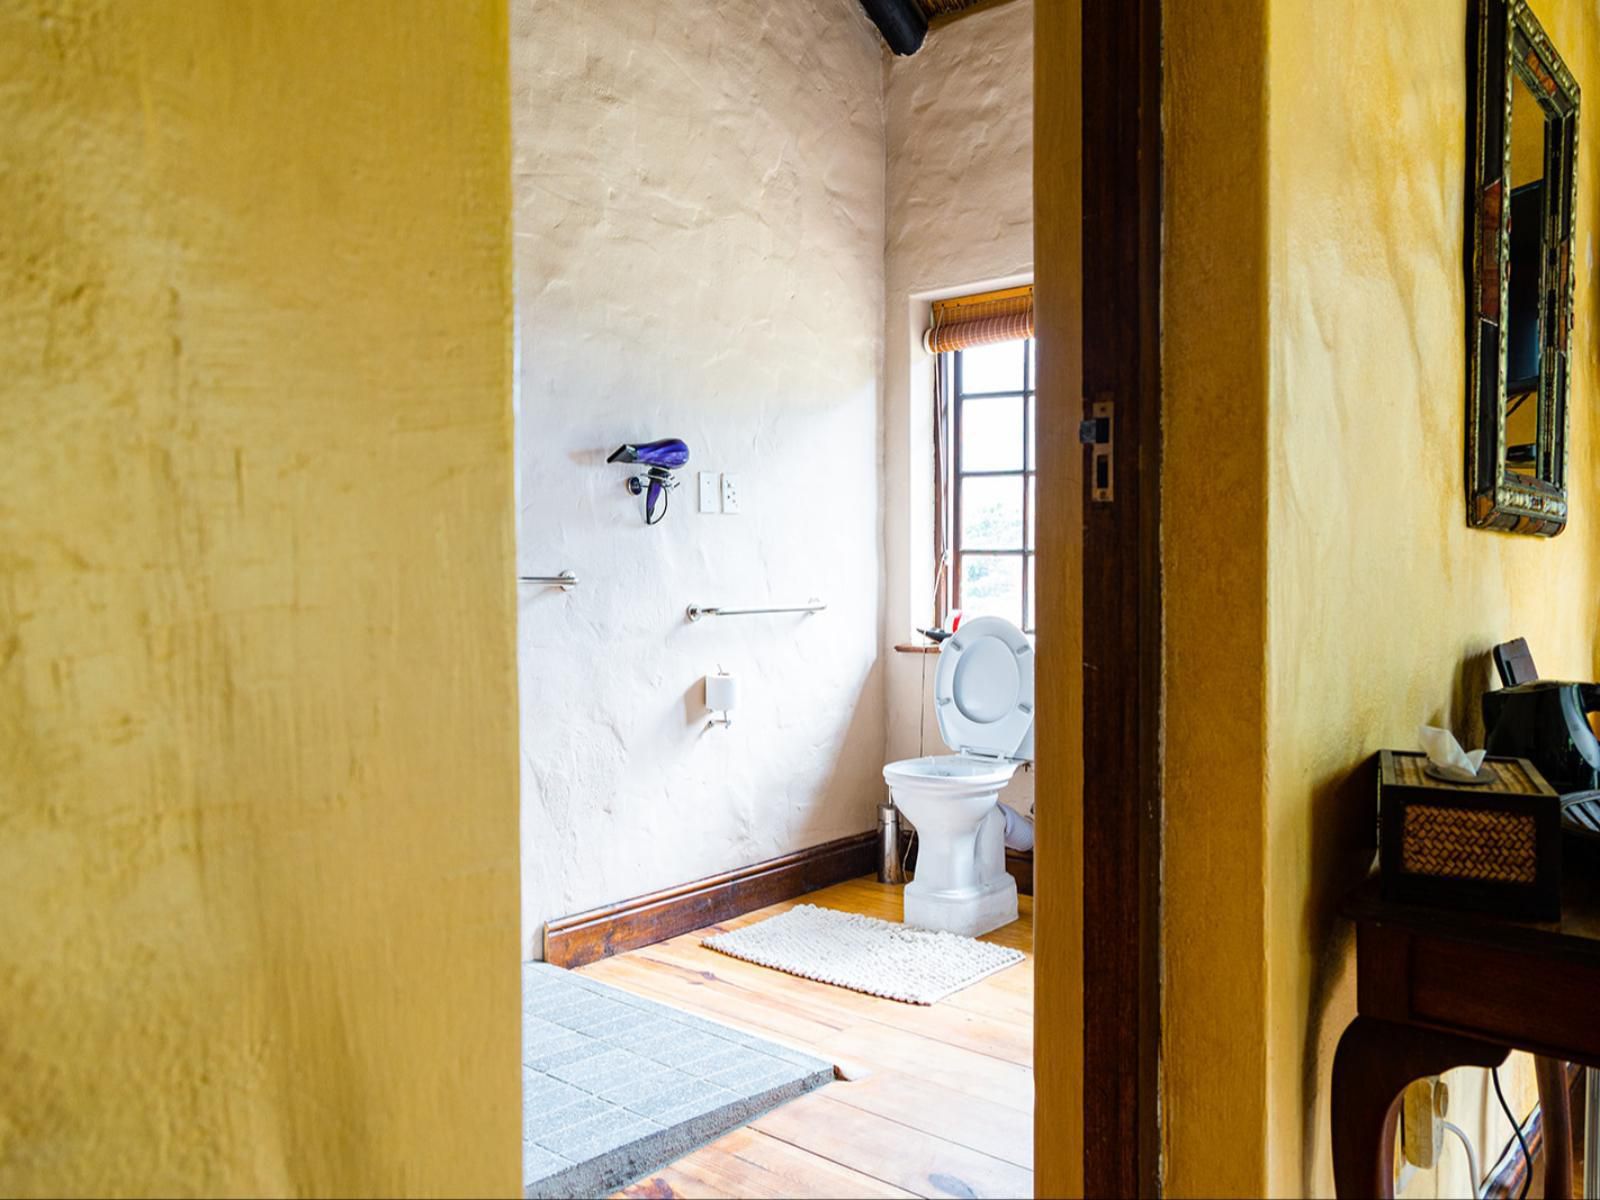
686;599;826;622
520;571;578;591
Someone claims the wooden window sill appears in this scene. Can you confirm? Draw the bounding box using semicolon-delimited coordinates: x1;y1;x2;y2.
893;643;942;654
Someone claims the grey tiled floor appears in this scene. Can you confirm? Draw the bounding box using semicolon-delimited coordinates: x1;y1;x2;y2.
523;962;832;1198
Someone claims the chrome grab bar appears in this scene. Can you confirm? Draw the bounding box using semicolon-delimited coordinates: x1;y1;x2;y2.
520;571;578;591
686;599;826;622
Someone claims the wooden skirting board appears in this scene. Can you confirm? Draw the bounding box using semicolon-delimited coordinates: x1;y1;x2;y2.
1006;848;1034;896
543;832;878;968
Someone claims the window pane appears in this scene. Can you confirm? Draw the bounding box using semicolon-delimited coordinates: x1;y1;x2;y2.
1027;393;1036;470
961;475;1024;549
960;340;1025;394
960;555;1023;627
1027;338;1035;387
960;395;1024;471
1026;474;1036;550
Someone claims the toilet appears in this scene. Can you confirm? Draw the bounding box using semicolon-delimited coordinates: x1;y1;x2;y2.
883;615;1033;938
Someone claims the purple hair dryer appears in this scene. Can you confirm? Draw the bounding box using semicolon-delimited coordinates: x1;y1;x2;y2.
608;439;689;524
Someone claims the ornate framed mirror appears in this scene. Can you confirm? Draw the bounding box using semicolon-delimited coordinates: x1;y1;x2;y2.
1467;0;1580;536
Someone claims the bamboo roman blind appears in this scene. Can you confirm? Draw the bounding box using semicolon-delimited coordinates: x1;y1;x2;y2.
923;284;1035;354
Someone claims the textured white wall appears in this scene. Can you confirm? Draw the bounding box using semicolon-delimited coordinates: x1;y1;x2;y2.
882;1;1037;814
512;0;888;956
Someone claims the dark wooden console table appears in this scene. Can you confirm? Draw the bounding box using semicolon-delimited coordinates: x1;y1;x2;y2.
1333;873;1600;1198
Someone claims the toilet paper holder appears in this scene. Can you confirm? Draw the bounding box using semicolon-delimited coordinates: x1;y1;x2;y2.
704;671;737;729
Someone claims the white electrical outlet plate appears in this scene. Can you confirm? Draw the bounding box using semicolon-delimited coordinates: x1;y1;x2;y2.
721;473;741;514
698;471;719;513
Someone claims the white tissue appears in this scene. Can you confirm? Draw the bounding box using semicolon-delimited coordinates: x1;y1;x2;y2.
1418;725;1487;782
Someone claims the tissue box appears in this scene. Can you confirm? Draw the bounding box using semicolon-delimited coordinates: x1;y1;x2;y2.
1378;750;1561;919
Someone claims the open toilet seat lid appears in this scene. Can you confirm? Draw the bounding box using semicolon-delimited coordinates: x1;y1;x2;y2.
934;616;1034;760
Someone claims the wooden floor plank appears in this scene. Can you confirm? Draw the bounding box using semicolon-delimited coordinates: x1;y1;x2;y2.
752;1090;1035;1199
823;1070;1035;1169
824;1021;1034;1112
581;951;850;1048
614;1127;921;1200
611;1132;921;1196
718;1128;921;1198
940;971;1033;1026
579;875;1034;1199
638;934;1034;1065
614;1163;743;1199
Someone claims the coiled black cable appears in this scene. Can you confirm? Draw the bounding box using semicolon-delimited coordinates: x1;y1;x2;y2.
1491;1066;1532;1200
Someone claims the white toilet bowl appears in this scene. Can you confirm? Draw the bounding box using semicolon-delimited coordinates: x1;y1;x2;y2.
884;755;1019;936
883;617;1034;938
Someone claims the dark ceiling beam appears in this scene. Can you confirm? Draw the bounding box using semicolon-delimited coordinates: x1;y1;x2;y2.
925;0;1021;27
858;0;928;55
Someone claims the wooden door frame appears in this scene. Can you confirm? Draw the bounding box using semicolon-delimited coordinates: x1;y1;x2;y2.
1080;0;1164;1194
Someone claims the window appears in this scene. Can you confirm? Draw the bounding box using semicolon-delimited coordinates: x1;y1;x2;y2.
946;336;1035;633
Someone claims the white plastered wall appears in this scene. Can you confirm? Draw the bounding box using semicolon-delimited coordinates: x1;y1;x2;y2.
882;0;1037;816
513;0;1038;956
512;0;888;956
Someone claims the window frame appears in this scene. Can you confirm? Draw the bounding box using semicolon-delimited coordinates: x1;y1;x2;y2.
944;336;1036;634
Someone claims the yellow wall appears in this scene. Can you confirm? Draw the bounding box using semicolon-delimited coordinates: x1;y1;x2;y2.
1167;0;1600;1195
0;3;520;1195
1266;1;1600;1193
1163;0;1273;1193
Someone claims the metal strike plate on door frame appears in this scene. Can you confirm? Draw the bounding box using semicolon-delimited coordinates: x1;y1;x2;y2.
1079;398;1114;502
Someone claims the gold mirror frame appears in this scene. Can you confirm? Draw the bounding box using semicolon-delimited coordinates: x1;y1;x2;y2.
1467;0;1580;536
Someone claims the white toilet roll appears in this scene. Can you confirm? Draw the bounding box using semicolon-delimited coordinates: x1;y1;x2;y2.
705;672;738;712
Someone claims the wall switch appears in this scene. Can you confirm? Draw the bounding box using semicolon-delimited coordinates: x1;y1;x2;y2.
721;473;741;514
698;471;719;513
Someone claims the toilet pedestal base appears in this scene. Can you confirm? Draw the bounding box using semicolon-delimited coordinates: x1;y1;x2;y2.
903;875;1018;938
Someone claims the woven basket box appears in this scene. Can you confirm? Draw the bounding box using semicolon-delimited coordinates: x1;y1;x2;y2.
1378;750;1561;920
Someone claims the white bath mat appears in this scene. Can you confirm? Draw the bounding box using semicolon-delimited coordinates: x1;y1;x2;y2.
702;903;1024;1005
